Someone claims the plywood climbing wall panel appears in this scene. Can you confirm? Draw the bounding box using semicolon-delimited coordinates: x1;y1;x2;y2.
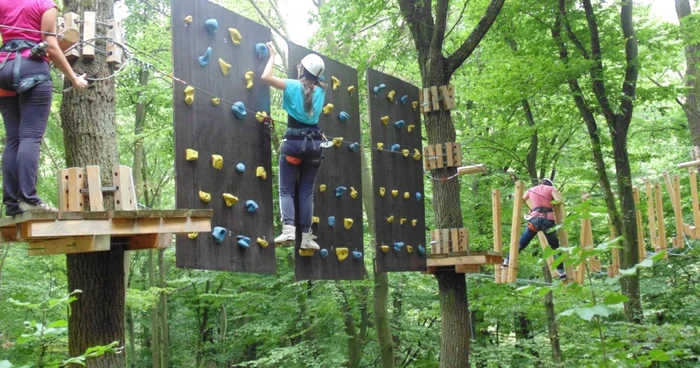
172;0;274;273
367;68;426;272
288;42;364;281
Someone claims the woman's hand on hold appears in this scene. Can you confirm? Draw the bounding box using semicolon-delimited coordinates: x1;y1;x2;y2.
266;42;276;57
71;74;89;90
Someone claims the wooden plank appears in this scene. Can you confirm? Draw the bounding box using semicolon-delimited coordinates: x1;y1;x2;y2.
24;217;211;239
445;143;454;167
673;175;684;249
57;169;69;212
112;209;213;219
654;182;668;257
63;13;80;61
633;188;645;262
439;86;450;110
86;166;104;211
66;167;86;212
453;142;462;167
113;165;137;211
552;202;575;280
426;145;436;170
441;228;450;255
446;84;456;110
492;189;502;253
507;181;524;283
663;172;677;214
106;19;124;66
435;144;444;169
423;146;430;171
455;264;479;273
689;168;700;231
125;233;160;251
427;253;502;267
450;228;459;253
430;230;440;255
677;159;700;169
457;164;486;176
458;228;468;253
422;88;431;113
430;86;439;111
81;11;96;58
27;235;110;256
645;180;657;249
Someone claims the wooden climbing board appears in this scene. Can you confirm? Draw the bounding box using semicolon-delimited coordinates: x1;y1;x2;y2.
288;42;364;281
172;0;275;273
367;68;426;272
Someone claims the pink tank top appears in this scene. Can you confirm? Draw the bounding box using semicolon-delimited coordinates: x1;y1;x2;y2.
0;0;57;60
526;184;555;221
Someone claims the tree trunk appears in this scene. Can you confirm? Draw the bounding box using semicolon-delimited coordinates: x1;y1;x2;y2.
522;101;538;184
61;0;124;365
158;250;170;368
676;0;700;148
435;272;469;368
542;266;564;366
148;250;161;368
126;307;137;368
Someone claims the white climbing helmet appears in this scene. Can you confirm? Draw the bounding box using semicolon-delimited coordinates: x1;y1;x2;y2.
301;53;325;78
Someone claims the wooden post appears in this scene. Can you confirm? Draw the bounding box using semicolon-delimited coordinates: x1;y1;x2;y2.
654;182;668;258
113;165;137;210
633;188;645;261
430;86;439;111
507;181;524;283
82;11;96;59
62;12;81;60
578;194;593;284
57;169;69;212
536;232;558;278
66;167;86;212
492;189;503;282
86;166;104;211
689;168;700;238
553;202;576;281
673;175;684;249
645;180;657;251
609;225;620;277
663;172;677;214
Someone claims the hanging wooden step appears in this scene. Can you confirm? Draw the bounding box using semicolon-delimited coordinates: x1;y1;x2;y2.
423;142;462;170
419;84;455;113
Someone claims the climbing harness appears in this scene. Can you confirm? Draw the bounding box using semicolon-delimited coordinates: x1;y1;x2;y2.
0;39;51;96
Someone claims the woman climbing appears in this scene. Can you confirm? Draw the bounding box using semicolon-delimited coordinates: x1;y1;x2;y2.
0;0;88;216
261;42;325;250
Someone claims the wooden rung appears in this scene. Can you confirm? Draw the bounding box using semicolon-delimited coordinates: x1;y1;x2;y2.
507;181;524;283
27;235;110;256
430;86;440;111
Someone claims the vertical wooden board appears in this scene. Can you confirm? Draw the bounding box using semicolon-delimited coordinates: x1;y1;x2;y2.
458;228;468;253
57;169;69;212
491;189;502;253
422;88;431;113
440;229;450;255
172;0;275;273
435;144;444;169
453;143;462;167
426;145;436;170
645;180;657;248
439;86;449;110
423;146;430;171
450;228;459;253
633;188;645;260
289;43;364;280
507;181;524;282
82;11;95;58
689;168;700;230
63;13;80;61
430;86;439;111
67;167;85;212
430;230;439;254
445;143;454;167
86;166;104;211
663;172;677;213
446;84;456;110
367;68;426;272
112;165;136;211
654;183;667;256
673;175;684;249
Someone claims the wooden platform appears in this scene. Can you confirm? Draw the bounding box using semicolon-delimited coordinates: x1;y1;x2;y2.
0;210;212;256
425;251;502;274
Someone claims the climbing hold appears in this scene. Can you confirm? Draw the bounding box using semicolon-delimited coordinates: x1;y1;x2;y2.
205;19;218;34
319;184;327;192
228;28;242;45
335;186;347;197
344;218;354;230
407;124;415;133
188;232;198;239
391;190;398;197
339;111;350;123
212;155;223;170
412;219;418;227
320;249;329;258
336;248;349;261
400;95;408;104
349;142;359;152
352;251;362;259
245;200;259;213
347;85;355;93
223;193;239;207
255;43;269;59
211;98;220;106
393;242;404;252
257;237;268;248
350;187;358;199
380;116;389;125
256;166;267;180
418;245;426;256
412;101;419;110
332;76;341;91
333;137;343;147
184;15;193;24
413;149;422;161
377;143;384;150
400;218;407;225
245;71;254;90
379;187;386;197
373;83;386;96
236;163;245;173
328;216;335;227
232;101;246;120
299;249;315;257
323;103;334;115
387;90;396;102
407;245;413;253
381;244;389;252
212;227;227;244
219;58;231;76
402;149;409;158
185;149;198;161
415;192;422;201
403;192;410;199
390;144;401;152
319;75;326;82
394;120;405;129
184;86;195;105
199;191;211;203
387;215;394;223
255;111;269;123
198;47;212;66
237;235;251;249
312;216;320;224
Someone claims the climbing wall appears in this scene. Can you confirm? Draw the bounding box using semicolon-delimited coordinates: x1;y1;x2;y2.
367;68;427;272
287;42;364;281
172;0;275;273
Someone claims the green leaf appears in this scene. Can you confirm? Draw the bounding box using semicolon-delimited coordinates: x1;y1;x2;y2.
603;293;629;305
574;305;613;321
648;349;670;362
47;319;68;328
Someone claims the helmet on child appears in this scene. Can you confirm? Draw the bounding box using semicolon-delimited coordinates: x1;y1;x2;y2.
540;178;554;186
300;54;325;78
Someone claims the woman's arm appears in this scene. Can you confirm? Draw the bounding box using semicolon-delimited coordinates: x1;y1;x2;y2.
260;42;285;90
41;8;88;90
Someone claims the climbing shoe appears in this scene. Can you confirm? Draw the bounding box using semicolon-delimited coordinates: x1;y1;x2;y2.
274;224;296;245
19;201;57;213
502;257;509;267
300;231;320;250
557;271;567;281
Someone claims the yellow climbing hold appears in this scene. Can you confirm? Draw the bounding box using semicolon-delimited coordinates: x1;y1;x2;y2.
403;192;410;199
407;245;413;253
188;232;198;239
412;219;418;227
413;149;422;161
223;193;239;207
344;218;354;230
387;90;395;102
211;98;220;106
256;166;267;180
245;71;254;90
333;137;343;147
380;116;389;125
184;15;193;24
199;191;211;203
377;142;384;150
350;187;358;199
336;248;349;261
379;187;386;197
255;111;268;123
391;190;398;197
185;149;198;161
400;218;407;225
323;103;335;115
408;124;415;133
212;155;223;170
312;216;320;224
184;86;195;105
381;244;389;252
219;58;231;76
332;76;341;91
412;101;418;110
387;215;394;223
257;237;269;248
319;184;327;193
229;28;242;45
402;149;409;158
300;249;315;257
347;85;355;93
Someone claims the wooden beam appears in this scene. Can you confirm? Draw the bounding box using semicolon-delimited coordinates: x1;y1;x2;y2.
86;165;104;211
57;169;69;212
23;217;211;239
427;253;502;267
62;12;80;61
492;189;503;283
457;164;486;176
673;175;684;249
654;182;668;258
27;235;110;256
677;159;700;169
67;167;86;212
113;165;137;210
507;181;524;283
82;11;96;58
689;168;700;233
633;187;645;261
645;180;657;250
553;202;575;281
663;172;677;214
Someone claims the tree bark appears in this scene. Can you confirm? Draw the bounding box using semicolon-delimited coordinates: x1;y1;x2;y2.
542;266;564;366
675;0;700;148
126;307;136;368
522;99;539;184
158;250;170;368
148;250;161;368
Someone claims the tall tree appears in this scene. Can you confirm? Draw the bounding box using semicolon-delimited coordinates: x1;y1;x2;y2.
675;0;700;148
397;1;505;366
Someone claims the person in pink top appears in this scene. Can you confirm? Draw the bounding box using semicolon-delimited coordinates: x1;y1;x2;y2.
0;0;88;217
503;178;567;280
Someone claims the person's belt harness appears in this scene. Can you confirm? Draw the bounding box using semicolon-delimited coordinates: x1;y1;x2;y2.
0;39;51;94
532;206;553;214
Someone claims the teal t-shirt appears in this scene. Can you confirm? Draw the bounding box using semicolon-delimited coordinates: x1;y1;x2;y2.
283;79;325;125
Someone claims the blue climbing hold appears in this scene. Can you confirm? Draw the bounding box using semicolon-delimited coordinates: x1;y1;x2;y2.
373;83;386;96
400;95;408;104
205;19;218;34
320;249;329;258
236;163;246;173
232;101;246;120
352;251;362;259
335;186;347;197
393;242;405;252
328;216;335;227
212;226;227;244
415;192;422;201
255;43;269;59
236;235;251;249
245;200;259;213
394;120;405;129
339;111;350;123
349;142;359;152
418;245;426;256
198;47;212;66
390;144;401;152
